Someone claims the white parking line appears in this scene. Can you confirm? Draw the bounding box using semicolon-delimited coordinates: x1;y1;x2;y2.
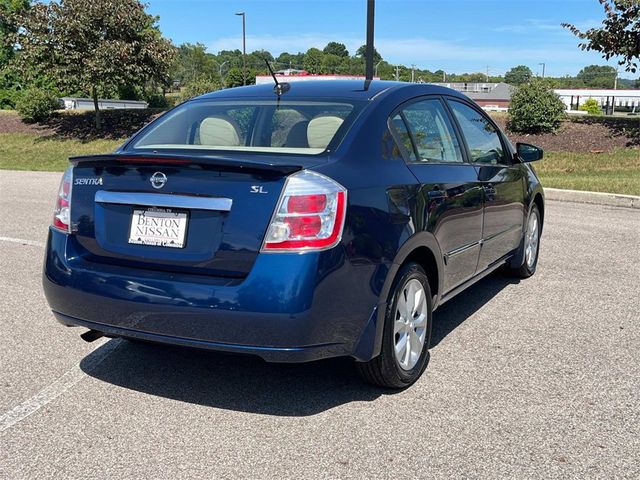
0;338;122;432
0;236;46;248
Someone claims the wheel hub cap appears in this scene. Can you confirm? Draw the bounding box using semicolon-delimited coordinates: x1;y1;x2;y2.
525;211;540;269
394;279;428;371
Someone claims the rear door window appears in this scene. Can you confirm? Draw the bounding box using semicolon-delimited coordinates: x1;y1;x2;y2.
392;99;464;163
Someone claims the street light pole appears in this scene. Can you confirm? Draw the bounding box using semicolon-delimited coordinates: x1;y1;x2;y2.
375;60;382;78
219;60;229;81
235;12;246;85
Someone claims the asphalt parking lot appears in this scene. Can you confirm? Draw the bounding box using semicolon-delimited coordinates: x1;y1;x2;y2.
1;169;639;479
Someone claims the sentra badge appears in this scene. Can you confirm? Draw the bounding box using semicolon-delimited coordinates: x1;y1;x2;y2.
74;177;103;186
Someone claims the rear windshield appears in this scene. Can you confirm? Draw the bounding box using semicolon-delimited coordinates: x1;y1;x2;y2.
129;99;363;155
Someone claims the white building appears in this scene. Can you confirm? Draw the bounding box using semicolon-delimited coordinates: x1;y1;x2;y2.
61;97;148;111
554;89;640;113
255;74;379;85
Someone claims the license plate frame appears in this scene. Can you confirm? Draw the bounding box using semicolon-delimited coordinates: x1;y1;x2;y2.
128;207;189;249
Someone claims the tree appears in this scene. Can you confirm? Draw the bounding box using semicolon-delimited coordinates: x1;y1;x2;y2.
321;53;342;74
504;65;533;86
355;44;382;63
12;0;175;128
0;0;29;68
225;67;243;88
576;64;617;88
323;42;349;58
303;47;324;74
563;0;640;72
508;80;566;134
173;43;215;85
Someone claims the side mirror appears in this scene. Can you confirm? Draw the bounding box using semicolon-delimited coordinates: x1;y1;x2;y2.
516;143;544;162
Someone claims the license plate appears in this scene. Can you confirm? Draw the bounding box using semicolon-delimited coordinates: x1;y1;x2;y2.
128;207;188;248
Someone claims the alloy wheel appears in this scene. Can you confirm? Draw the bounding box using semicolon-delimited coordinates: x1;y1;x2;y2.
394;279;428;370
525;210;540;269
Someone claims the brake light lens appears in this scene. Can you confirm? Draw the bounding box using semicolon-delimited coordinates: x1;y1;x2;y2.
262;170;347;252
52;166;73;232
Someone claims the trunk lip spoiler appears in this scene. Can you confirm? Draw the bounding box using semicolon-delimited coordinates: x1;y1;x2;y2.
69;153;305;175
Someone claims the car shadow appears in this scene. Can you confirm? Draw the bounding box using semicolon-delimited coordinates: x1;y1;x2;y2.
81;339;384;416
431;269;520;347
80;270;519;415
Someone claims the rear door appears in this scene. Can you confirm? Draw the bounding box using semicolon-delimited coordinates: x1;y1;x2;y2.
446;99;525;271
390;97;484;293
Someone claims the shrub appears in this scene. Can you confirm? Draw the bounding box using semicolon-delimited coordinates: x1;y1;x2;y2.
579;98;602;115
0;88;19;109
145;93;170;109
508;80;566;134
179;79;221;103
15;88;60;123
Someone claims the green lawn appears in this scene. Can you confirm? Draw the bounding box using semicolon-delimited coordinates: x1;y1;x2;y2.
1;131;638;196
538;149;640;196
0;133;123;171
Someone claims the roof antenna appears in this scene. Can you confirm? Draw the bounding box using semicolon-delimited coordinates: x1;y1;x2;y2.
264;58;290;97
364;0;375;91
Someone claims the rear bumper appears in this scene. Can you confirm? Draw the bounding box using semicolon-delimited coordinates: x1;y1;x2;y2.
43;229;383;363
52;312;345;362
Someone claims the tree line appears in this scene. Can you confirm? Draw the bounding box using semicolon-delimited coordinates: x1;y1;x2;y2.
0;0;638;128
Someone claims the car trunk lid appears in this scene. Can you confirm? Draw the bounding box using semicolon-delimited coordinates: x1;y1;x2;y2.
70;153;304;277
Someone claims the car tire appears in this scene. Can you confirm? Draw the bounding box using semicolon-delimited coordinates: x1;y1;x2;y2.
509;204;541;279
356;262;433;389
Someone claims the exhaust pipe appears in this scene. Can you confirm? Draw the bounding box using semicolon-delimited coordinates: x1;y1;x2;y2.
80;329;104;343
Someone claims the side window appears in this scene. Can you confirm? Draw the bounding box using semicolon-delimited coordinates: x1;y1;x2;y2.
396;99;464;163
448;100;508;165
388;114;417;162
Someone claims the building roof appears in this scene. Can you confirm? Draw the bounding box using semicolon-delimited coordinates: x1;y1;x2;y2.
430;82;516;101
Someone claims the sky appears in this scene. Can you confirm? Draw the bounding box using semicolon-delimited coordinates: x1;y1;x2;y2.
146;0;637;79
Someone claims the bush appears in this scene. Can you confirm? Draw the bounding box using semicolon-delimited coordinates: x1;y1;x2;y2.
508;80;566;134
145;93;170;109
579;98;602;115
15;88;60;123
179;79;221;103
0;88;19;109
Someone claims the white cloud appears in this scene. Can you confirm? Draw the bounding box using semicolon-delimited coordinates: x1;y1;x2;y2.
492;19;563;34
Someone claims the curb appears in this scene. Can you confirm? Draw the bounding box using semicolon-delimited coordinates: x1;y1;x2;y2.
544;188;640;209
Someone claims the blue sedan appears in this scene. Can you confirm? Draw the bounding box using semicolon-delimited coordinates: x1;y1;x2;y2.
43;80;544;388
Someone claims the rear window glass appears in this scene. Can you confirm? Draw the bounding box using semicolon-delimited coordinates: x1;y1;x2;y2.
129;99;361;155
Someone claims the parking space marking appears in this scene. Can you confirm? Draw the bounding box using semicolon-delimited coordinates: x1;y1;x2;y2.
0;236;46;248
0;338;122;432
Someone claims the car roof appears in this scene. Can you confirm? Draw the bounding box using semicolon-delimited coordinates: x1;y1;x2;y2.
196;80;466;102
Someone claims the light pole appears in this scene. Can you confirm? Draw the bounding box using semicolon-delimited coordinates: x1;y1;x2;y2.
219;60;229;81
235;12;246;85
374;60;382;78
539;62;546;79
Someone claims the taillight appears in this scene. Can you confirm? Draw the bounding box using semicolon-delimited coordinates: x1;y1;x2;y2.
262;170;347;252
52;166;73;233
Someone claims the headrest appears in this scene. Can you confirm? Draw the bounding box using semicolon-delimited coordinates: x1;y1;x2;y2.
198;116;240;146
307;115;344;149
